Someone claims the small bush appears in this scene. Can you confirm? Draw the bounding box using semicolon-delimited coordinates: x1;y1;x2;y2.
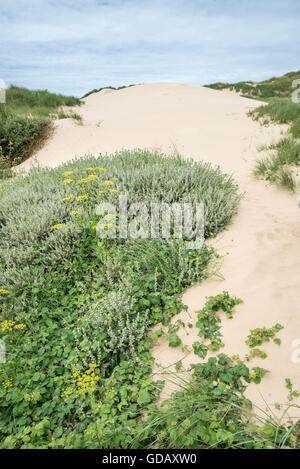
0;106;52;171
0;86;82;172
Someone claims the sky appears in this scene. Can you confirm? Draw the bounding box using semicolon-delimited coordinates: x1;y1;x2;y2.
0;0;299;97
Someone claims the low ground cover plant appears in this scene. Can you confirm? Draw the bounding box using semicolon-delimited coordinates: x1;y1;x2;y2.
133;294;298;449
133;354;300;449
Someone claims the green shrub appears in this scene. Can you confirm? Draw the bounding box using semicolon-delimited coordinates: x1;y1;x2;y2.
0;106;52;170
0;86;82;173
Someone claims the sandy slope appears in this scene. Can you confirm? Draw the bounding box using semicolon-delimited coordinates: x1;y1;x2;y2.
21;83;300;417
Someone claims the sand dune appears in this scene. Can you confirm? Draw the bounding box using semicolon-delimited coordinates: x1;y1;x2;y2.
21;83;300;416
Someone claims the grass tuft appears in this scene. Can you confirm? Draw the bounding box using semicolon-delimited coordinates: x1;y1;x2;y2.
253;137;300;191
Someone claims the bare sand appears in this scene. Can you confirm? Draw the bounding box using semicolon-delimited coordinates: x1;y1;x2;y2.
21;83;300;418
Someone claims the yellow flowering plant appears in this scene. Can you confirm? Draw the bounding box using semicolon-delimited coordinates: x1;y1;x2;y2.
1;320;26;333
61;363;100;400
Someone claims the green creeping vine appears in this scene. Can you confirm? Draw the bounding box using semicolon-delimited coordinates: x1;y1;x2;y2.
193;292;242;358
246;324;284;348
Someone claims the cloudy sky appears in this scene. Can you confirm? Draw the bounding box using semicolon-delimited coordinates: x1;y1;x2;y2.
0;0;299;97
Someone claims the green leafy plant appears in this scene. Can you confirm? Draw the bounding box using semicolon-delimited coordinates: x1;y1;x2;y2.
245;349;267;361
246;324;284;348
285;378;300;401
167;334;182;348
249;367;270;384
132;352;300;449
195;292;242;353
192;342;208;358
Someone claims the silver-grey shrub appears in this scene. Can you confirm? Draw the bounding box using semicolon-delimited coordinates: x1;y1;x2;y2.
76;287;148;360
0;149;240;289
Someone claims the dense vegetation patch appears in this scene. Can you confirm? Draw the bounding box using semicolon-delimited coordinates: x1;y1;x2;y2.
0;86;82;177
133;353;299;449
0;149;243;448
205;70;300;101
5;85;81;116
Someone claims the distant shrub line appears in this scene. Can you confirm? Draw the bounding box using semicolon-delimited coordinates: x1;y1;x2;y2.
205;70;300;100
0;85;82;178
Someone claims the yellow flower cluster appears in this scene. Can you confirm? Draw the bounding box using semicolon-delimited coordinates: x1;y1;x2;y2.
14;323;26;331
61;386;73;399
2;378;13;389
51;224;63;230
70;210;80;216
63;171;74;176
63;179;73;184
1;320;15;332
1;320;26;332
61;195;73;202
61;363;100;399
0;289;9;294
82;167;107;172
85;422;106;438
104;387;117;399
100;180;114;186
77;174;98;185
75;194;88;201
77;363;100;396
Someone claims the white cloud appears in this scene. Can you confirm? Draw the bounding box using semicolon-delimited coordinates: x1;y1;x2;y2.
0;0;299;96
